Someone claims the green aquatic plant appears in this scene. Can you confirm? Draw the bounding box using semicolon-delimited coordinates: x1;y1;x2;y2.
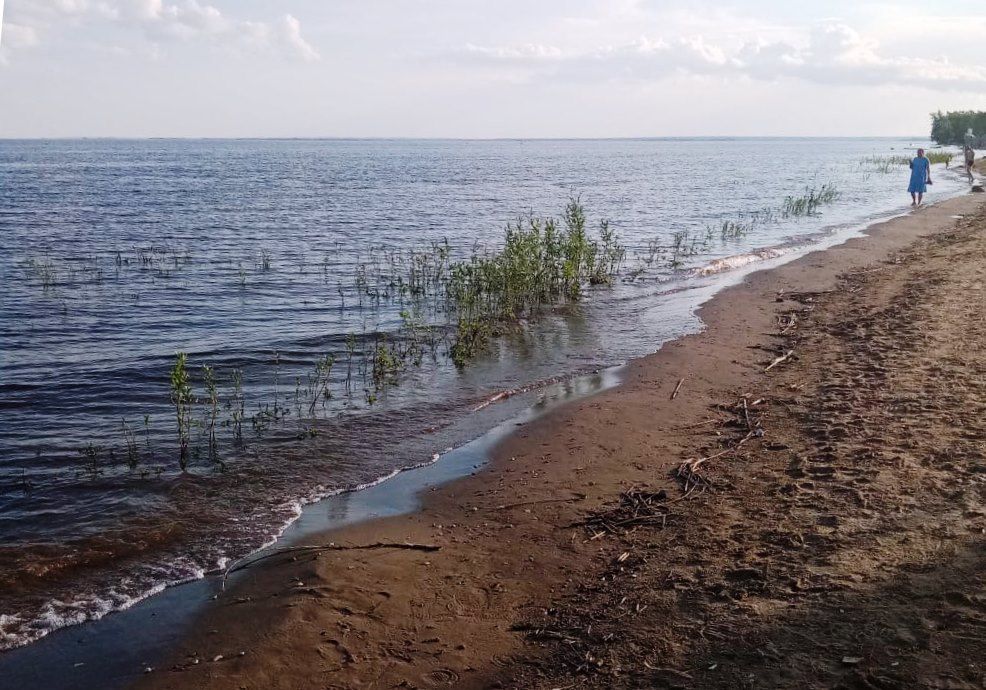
399;308;434;366
203;365;220;464
449;316;493;367
864;152;953;174
270;351;281;419
925;151;954;166
77;442;104;480
121;418;140;470
862;155;909;173
442;198;623;365
298;426;319;440
668;230;690;267
345;332;357;392
228;368;245;444
781;184;840;218
142;414;154;462
308;354;335;415
371;339;402;388
170;352;193;471
590;220;625;284
714;219;755;240
26;257;58;291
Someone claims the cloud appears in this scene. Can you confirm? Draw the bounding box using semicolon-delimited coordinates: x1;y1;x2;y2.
3;0;320;61
454;20;986;92
2;23;40;49
241;13;320;64
739;23;986;91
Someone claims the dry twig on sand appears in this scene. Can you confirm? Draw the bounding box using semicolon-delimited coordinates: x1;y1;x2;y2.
779;313;798;334
765;350;795;372
677;396;766;495
572;489;670;537
671;378;686;400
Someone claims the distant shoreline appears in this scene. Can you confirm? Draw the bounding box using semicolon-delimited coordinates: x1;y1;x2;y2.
0;135;938;142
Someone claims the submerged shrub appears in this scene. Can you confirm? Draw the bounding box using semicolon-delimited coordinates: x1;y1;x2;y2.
170;352;193;471
445;197;623;365
782;184;840;217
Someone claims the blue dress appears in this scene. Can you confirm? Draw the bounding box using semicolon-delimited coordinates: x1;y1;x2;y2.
908;157;929;194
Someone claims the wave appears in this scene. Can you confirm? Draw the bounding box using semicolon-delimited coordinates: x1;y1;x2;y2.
0;448;446;653
689;246;793;278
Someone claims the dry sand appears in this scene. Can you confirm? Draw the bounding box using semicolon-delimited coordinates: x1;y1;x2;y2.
138;191;986;690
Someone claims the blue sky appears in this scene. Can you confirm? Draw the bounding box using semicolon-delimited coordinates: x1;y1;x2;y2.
2;0;985;137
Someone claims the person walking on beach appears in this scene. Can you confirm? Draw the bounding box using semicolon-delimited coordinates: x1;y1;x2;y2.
965;145;976;183
908;149;932;206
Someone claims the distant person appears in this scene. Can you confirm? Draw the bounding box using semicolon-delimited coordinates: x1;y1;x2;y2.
965;145;976;182
908;149;932;206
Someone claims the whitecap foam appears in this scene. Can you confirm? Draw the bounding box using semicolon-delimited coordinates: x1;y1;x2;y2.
690;246;791;277
0;448;454;653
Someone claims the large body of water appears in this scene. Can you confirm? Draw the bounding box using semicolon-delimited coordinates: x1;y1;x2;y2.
0;137;966;651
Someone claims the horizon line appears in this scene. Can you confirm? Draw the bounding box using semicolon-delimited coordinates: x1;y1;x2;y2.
0;134;934;142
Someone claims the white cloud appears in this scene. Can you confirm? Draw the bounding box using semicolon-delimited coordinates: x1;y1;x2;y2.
3;23;40;48
3;0;320;61
453;19;986;92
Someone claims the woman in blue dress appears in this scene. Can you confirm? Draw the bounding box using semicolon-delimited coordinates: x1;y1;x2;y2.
908;149;932;206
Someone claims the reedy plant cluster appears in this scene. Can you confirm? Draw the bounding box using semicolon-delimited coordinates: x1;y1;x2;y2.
445;198;624;365
169;352;193;471
781;184;840;217
68;184;863;479
863;152;954;173
649;183;843;273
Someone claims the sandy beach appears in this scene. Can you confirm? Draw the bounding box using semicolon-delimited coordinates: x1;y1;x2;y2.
133;190;986;690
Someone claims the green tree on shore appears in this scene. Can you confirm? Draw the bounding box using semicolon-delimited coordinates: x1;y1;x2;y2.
931;111;986;146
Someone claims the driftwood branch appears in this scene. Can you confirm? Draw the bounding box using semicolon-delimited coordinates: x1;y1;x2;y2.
674;417;720;430
670;378;685;400
765;350;795;372
676;428;760;495
780;313;798;334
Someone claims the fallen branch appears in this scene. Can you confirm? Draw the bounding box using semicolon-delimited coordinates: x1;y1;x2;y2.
676;428;760;494
765;350;795;372
222;542;440;590
780;313;798;334
673;417;719;430
572;489;670;536
671;378;685;400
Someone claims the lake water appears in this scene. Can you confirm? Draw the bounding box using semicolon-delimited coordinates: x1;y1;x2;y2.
0;137;966;651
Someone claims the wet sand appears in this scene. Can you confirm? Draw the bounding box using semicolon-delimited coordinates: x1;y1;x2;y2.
137;191;986;689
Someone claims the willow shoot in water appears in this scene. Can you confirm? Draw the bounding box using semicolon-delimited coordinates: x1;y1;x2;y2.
170;352;193;471
203;365;220;465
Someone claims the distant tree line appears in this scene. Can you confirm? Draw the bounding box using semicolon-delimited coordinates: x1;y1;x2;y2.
930;110;986;147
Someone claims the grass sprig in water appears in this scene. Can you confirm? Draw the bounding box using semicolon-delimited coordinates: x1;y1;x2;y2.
170;352;193;471
445;197;623;365
781;184;840;218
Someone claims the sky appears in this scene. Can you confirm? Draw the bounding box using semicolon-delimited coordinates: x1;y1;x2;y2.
1;0;985;138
